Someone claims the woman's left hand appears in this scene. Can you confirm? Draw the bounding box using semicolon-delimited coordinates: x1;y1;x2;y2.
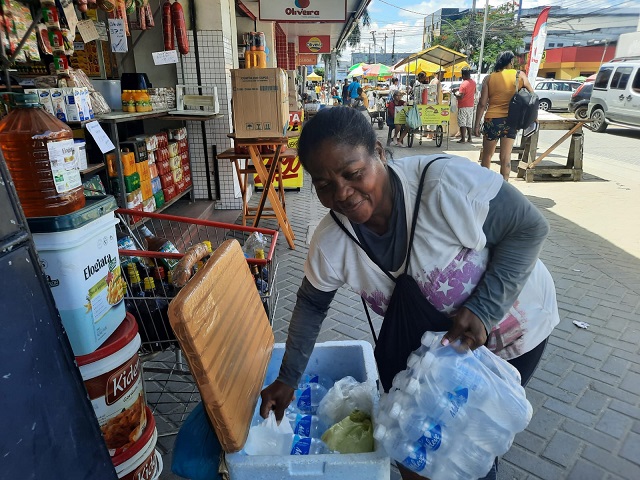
442;307;488;351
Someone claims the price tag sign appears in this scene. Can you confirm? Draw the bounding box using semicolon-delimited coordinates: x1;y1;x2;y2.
77;19;99;43
95;21;109;42
108;19;128;53
152;50;179;65
86;121;116;153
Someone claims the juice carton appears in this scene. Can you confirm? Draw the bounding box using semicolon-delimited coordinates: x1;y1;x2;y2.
50;88;68;122
64;87;85;122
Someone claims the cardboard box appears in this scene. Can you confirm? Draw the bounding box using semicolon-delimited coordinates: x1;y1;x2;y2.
231;68;288;138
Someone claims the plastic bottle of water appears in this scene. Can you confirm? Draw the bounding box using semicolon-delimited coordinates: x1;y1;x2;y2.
293;383;328;414
373;425;436;475
472;347;522;386
299;373;334;391
286;411;327;438
290;435;331;455
388;405;446;451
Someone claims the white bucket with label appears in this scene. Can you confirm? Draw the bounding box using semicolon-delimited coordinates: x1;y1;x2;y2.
76;313;146;457
29;196;126;355
113;407;163;480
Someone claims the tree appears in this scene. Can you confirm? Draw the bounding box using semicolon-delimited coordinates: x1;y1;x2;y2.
432;3;526;72
314;67;325;78
346;9;371;48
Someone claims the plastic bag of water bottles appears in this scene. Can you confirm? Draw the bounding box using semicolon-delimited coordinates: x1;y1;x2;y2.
374;331;533;480
317;376;377;426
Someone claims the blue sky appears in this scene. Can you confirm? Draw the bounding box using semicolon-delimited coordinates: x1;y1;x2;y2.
342;0;638;64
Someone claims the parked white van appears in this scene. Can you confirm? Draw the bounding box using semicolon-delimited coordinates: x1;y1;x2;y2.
587;57;640;132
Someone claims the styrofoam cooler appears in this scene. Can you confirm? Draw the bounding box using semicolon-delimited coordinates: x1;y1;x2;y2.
225;341;390;480
28;196;126;355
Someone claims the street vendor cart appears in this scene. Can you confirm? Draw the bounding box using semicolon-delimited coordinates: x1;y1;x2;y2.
393;103;451;148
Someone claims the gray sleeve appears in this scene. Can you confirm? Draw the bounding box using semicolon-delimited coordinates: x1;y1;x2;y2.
463;182;550;333
277;276;337;388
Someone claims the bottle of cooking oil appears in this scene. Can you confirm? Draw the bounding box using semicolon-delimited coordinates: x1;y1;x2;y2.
0;93;84;217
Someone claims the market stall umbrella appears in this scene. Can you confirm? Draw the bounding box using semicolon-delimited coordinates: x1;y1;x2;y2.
347;65;366;78
572;75;587;82
307;72;323;81
348;62;370;73
363;63;393;78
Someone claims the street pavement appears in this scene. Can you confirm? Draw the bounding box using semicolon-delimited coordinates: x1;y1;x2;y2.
159;121;640;479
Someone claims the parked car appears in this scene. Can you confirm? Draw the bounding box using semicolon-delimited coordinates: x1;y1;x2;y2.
569;81;593;120
534;80;582;111
588;58;640;133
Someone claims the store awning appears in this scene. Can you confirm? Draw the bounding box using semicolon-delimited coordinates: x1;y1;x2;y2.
307;72;323;81
240;0;371;52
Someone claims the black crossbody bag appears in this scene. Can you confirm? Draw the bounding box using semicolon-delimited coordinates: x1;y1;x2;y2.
330;159;452;391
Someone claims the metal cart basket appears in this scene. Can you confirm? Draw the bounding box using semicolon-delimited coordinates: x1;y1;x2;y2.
115;209;279;437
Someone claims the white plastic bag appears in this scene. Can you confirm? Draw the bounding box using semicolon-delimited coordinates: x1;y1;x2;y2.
244;411;294;456
317;376;376;427
374;332;533;480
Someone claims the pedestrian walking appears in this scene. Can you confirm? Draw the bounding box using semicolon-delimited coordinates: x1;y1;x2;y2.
452;67;477;143
474;51;534;181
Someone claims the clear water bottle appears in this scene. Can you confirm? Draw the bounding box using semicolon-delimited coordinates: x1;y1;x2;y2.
473;347;522;386
286;411;327;438
290;435;331;455
293;383;328;414
388;405;445;451
374;425;434;474
299;373;334;391
404;376;468;428
464;407;513;455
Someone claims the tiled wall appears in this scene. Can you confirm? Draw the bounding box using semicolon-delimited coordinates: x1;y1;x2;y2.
287;42;296;71
177;30;248;210
275;23;288;69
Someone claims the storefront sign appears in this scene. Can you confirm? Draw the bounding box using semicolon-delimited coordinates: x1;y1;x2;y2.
259;0;346;23
394;105;451;125
297;53;318;65
298;35;330;54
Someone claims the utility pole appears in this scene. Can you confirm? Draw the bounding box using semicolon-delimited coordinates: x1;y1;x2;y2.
383;32;387;54
422;16;427;49
477;0;489;82
392;30;396;63
372;31;377;63
469;0;476;63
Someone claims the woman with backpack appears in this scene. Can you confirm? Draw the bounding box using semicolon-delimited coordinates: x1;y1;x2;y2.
474;51;534;181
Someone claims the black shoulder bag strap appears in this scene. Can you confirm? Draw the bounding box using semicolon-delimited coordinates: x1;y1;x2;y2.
329;157;444;343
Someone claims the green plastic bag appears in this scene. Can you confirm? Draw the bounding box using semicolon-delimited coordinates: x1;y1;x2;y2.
321;410;374;454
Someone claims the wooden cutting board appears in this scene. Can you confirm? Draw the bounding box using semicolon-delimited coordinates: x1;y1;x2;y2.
168;239;274;452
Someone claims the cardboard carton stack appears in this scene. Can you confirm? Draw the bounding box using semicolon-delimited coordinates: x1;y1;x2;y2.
230;68;289;139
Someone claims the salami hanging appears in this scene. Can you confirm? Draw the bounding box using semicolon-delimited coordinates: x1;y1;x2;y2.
162;0;174;51
171;1;189;55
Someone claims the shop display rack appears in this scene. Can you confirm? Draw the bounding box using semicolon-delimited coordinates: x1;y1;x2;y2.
116;209;279;435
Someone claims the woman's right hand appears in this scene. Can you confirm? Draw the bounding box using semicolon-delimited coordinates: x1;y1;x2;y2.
260;380;295;421
473;124;481;137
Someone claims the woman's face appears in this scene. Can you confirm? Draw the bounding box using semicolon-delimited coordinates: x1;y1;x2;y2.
305;140;389;226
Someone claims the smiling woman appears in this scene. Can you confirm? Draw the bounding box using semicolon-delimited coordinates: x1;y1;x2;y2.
261;106;559;480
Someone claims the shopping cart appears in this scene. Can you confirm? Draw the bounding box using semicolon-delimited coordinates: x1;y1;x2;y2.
115;208;279;437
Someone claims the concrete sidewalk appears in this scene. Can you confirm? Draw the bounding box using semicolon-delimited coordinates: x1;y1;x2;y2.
159;127;640;479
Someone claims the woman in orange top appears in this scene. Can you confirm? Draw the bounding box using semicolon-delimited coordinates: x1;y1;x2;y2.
474;51;534;181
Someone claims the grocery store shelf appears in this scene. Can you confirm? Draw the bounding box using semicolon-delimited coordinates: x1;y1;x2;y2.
94;109;170;124
129;186;194;228
80;163;106;176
